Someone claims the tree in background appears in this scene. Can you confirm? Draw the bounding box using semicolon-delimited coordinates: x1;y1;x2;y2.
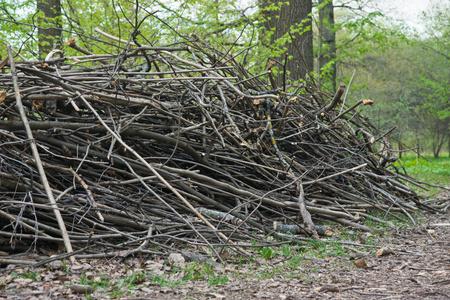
343;1;449;158
36;0;62;58
0;0;37;56
0;0;448;156
317;0;336;92
259;0;313;86
416;2;449;157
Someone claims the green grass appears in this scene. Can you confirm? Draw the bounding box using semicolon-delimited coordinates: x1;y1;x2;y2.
183;263;228;286
260;246;274;260
72;262;229;298
11;271;41;281
396;155;450;195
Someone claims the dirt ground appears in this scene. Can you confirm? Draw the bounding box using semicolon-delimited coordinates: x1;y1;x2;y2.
1;208;449;300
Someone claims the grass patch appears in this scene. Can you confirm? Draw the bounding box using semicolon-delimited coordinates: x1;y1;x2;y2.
397;155;450;195
183;263;228;286
72;262;228;298
11;270;41;281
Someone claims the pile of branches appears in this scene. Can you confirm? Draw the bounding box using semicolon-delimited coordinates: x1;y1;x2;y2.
0;31;434;261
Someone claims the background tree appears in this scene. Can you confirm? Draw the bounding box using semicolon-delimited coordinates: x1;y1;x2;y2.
317;0;336;92
0;0;448;156
36;0;62;58
0;0;37;56
416;2;450;157
259;0;313;86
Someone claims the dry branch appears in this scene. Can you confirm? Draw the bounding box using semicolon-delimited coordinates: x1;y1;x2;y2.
5;44;74;262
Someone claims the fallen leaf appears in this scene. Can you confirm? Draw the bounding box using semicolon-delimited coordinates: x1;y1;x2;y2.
219;249;231;260
168;252;185;265
354;258;368;268
49;260;64;270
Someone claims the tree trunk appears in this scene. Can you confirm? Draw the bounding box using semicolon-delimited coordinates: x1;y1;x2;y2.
260;0;313;86
448;135;450;158
37;0;62;59
318;0;336;92
415;130;420;160
431;119;449;159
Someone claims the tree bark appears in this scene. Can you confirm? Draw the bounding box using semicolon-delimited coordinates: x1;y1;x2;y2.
431;119;449;159
37;0;62;59
448;134;450;158
398;139;403;159
318;0;336;92
260;0;313;85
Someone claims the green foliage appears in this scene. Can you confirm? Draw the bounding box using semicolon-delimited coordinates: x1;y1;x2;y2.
147;270;185;288
338;2;449;157
279;243;293;257
61;259;68;272
74;262;228;293
0;0;37;56
0;0;448;155
11;270;41;281
260;246;273;260
78;272;112;290
75;268;188;296
203;263;228;286
0;0;310;83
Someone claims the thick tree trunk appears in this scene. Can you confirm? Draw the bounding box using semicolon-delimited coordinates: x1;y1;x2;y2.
260;0;313;86
37;0;62;59
318;0;336;92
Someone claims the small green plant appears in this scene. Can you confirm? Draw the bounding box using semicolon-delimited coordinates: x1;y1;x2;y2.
260;246;273;260
207;273;228;286
147;270;185;288
285;256;304;270
61;259;68;272
256;265;284;279
308;238;326;251
79;273;112;291
75;269;186;297
183;263;205;281
124;269;147;286
327;240;347;256
203;263;228;286
149;273;169;286
280;244;292;257
12;271;40;281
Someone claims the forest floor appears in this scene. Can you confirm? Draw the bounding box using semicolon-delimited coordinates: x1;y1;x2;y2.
1;190;449;300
